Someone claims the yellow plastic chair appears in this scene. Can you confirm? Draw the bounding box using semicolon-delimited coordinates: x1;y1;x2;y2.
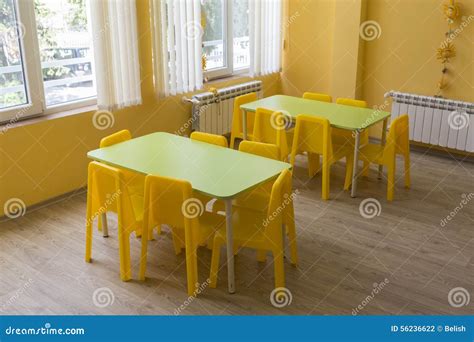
209;169;295;291
99;130;146;236
253;108;290;161
139;174;224;296
303;92;332;103
230;92;258;148
334;98;370;176
190;131;227;213
290;115;353;200
190;131;228;148
238;140;280;160
345;114;410;201
85;161;143;281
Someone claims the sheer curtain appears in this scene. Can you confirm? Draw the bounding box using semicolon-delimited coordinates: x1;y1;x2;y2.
151;0;203;96
249;0;283;77
89;0;142;110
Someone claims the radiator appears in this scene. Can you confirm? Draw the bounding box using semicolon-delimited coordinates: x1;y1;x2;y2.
385;91;474;152
187;81;263;135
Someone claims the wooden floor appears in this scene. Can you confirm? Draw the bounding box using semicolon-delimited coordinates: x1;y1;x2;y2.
1;149;473;315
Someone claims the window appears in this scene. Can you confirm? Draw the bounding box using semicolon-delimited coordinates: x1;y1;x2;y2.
0;0;95;123
202;0;250;79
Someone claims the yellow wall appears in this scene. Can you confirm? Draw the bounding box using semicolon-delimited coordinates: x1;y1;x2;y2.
0;0;280;212
282;0;473;136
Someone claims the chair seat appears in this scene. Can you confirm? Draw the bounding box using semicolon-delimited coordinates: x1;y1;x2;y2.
214;207;269;248
359;144;385;164
331;143;354;164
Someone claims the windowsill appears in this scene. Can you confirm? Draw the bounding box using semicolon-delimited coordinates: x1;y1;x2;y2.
205;72;251;85
0;104;98;131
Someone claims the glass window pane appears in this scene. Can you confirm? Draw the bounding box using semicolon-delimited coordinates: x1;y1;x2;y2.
0;0;28;110
233;0;249;69
35;0;96;107
203;0;225;71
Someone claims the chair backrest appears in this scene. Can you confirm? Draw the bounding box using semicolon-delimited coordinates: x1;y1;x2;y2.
100;129;132;148
253;107;289;160
384;114;409;159
143;174;198;231
336;98;367;108
292;114;332;159
263;169;292;242
87;161;136;232
303;92;332;103
190;131;228;147
239;141;280;160
233;92;258;131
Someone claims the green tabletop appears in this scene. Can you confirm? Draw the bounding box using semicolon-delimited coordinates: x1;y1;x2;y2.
87;132;290;199
241;95;390;130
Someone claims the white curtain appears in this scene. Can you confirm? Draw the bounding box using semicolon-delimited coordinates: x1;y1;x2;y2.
89;0;142;110
151;0;203;97
249;0;283;77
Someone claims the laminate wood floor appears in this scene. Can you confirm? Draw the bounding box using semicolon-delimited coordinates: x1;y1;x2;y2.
1;150;473;315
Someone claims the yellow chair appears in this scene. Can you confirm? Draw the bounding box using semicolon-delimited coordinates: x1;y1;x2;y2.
85;161;143;281
209;169;294;291
334;98;370;176
99;130;146;236
290;115;353;200
190;131;227;214
139;174;224;296
238;140;280;160
303;92;332;103
230;92;258;148
345;114;410;201
237;141;298;265
253;108;290;161
190;131;228;148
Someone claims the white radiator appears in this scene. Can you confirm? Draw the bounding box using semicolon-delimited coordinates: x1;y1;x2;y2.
385;91;474;152
186;81;262;135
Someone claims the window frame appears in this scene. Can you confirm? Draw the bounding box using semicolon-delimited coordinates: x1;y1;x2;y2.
204;0;249;80
0;0;97;124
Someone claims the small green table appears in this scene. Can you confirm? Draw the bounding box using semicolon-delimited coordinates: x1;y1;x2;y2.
88;132;291;293
241;95;391;197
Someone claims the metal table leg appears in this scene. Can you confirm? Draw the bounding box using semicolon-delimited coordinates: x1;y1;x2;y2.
225;199;235;293
242;109;247;140
351;130;361;198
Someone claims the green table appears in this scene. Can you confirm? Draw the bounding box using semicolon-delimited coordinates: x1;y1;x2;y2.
88;132;291;293
241;95;391;197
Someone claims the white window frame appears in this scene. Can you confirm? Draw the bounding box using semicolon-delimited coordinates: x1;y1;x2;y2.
204;0;249;80
0;0;96;124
